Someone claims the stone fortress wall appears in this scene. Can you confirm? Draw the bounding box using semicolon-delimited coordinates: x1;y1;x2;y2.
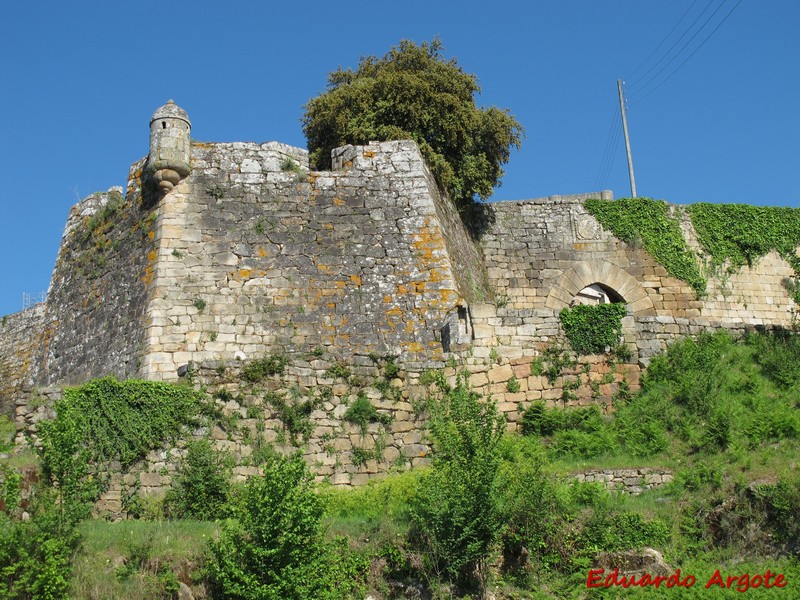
1;101;797;506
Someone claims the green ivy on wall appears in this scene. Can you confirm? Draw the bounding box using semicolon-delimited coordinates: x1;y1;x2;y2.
38;378;204;509
559;303;627;355
584;198;706;297
688;203;800;303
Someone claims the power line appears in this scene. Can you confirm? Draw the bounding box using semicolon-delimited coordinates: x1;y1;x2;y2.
628;0;724;97
625;0;702;82
593;107;622;191
631;0;744;104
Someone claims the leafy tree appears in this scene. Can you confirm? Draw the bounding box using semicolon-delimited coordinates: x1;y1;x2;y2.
303;39;523;211
411;373;505;595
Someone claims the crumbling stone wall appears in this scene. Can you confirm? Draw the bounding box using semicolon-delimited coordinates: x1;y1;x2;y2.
4;133;800;508
575;468;674;495
0;304;45;416
31;159;155;386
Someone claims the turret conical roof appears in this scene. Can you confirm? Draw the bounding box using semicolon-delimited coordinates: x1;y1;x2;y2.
150;100;191;127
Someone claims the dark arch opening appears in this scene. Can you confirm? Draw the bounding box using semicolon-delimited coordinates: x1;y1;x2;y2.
571;282;625;306
162;121;167;129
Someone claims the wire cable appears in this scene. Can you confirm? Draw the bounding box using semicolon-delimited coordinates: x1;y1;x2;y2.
627;0;720;95
631;0;744;104
625;0;702;82
594;109;623;191
593;108;618;190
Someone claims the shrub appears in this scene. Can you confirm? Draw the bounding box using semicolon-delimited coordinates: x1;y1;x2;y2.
496;438;566;578
0;490;78;599
410;374;505;595
164;439;232;520
206;453;367;599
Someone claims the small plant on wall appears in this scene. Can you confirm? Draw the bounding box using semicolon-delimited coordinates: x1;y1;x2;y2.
344;393;392;435
559;303;627;355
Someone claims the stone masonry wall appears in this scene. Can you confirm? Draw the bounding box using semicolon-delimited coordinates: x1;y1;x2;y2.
575;468;674;495
30;160;156;386
0;304;45;416
140;140;477;380
478;196;796;326
5;133;800;513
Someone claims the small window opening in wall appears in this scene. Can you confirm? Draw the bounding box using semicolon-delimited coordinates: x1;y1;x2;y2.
162;121;167;129
457;305;469;337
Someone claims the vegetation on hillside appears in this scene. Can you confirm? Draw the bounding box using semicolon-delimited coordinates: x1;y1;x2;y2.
2;330;800;598
303;39;523;212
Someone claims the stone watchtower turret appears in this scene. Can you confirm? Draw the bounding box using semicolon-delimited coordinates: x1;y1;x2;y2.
146;100;191;193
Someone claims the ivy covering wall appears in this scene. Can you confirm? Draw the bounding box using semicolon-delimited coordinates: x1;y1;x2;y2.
584;198;706;296
688;203;800;303
585;198;800;304
38;378;205;508
559;303;627;355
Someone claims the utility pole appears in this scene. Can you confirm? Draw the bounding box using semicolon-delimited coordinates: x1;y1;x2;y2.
617;79;637;197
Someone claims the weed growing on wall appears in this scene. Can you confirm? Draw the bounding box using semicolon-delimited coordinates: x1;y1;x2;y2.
530;343;577;385
264;389;321;445
344;393;392;434
241;353;288;382
559;303;627;355
584;197;706;296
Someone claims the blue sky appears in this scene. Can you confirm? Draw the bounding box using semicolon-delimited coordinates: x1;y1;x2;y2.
1;1;798;317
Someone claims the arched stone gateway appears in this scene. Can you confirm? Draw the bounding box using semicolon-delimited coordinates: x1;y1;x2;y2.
545;260;655;316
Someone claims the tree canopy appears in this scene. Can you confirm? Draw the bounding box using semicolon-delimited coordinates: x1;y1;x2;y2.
302;39;523;211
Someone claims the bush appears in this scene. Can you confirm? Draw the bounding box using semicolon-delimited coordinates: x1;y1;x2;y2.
0;490;78;600
496;438;566;578
303;38;523;212
410;374;505;594
746;329;800;391
520;402;604;437
559;303;627;355
164;440;232;520
205;453;366;599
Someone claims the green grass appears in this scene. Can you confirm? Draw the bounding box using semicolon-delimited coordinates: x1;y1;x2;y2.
70;519;219;599
321;469;420;544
